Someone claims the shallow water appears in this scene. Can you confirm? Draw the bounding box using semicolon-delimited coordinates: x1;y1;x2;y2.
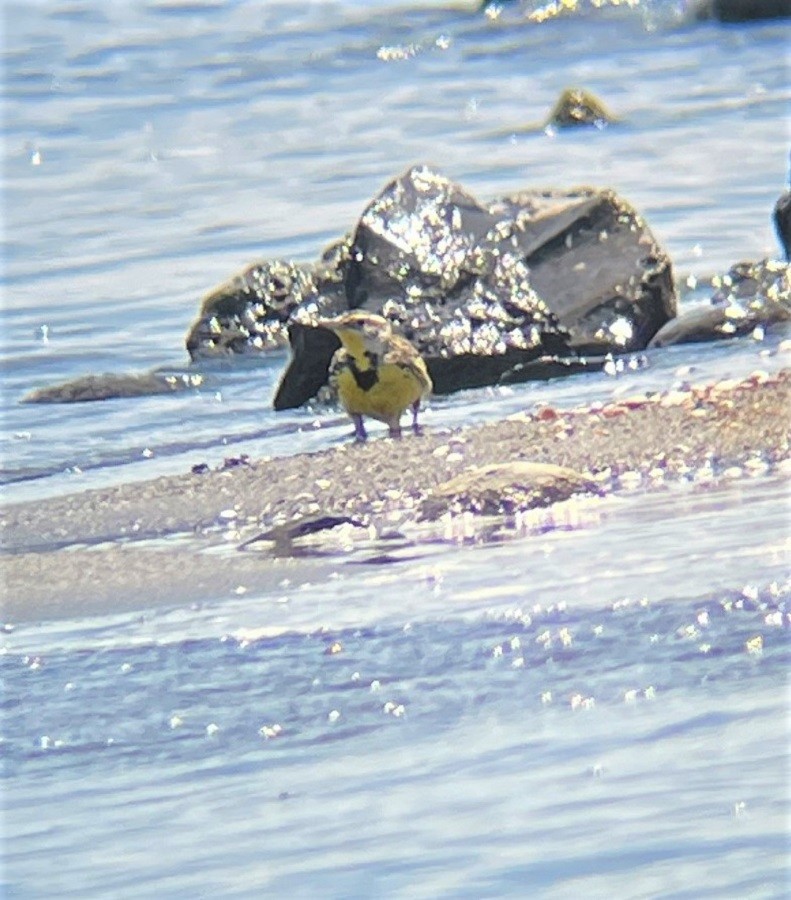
2;0;790;896
4;475;790;897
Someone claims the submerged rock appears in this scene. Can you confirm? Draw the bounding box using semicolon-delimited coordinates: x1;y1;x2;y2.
650;260;791;348
22;371;204;404
545;87;618;130
271;165;675;408
238;514;368;554
491;86;618;137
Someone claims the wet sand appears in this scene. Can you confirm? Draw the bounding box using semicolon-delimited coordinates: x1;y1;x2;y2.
2;370;789;623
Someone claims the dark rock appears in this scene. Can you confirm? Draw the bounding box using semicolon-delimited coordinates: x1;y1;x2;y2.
706;0;791;22
424;349;604;396
274;327;611;409
185;243;349;359
649;260;790;347
220;455;252;470
491;187;675;354
273;165;675;409
273;323;341;411
774;191;790;260
238;514;367;554
338;165;571;357
22;371;203;404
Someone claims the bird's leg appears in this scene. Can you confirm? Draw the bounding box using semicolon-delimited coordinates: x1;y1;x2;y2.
387;419;403;439
410;400;423;435
352;414;367;442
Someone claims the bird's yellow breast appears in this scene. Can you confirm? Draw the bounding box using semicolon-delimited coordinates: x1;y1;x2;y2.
334;360;425;422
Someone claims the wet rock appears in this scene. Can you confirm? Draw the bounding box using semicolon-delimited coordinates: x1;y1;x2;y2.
273;321;343;411
238;514;368;554
649;306;737;348
774;191;790;260
22;371;203;404
309;166;571;394
702;0;791;22
273;321;608;409
488;87;617;139
650;260;790;347
418;461;600;520
185;242;349;358
220;455;252;470
273;165;674;408
491;187;674;353
545;87;618;129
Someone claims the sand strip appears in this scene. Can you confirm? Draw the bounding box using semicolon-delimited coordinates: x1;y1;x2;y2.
2;371;789;623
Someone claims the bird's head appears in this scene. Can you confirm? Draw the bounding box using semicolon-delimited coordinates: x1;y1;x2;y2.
316;312;394;358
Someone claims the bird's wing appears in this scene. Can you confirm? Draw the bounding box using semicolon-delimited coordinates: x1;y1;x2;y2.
384;336;433;396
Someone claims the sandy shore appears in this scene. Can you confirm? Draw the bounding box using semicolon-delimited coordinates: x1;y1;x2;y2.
2;369;789;623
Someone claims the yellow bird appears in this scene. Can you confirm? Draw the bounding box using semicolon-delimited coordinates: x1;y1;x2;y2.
317;312;432;441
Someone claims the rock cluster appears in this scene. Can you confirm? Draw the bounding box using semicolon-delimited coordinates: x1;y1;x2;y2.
651;259;790;347
186;165;676;408
20;163;790;407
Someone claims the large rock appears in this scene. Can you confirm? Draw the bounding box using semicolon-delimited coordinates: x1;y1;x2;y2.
267;165;675;408
337;165;572;356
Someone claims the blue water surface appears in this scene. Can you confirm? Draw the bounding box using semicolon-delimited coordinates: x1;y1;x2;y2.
2;0;790;896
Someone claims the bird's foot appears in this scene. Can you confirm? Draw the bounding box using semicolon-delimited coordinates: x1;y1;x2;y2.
352;415;367;442
411;401;425;436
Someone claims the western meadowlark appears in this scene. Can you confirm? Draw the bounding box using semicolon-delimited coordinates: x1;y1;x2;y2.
317;312;432;441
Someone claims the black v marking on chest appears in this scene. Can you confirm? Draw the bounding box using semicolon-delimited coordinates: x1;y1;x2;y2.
348;355;379;391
